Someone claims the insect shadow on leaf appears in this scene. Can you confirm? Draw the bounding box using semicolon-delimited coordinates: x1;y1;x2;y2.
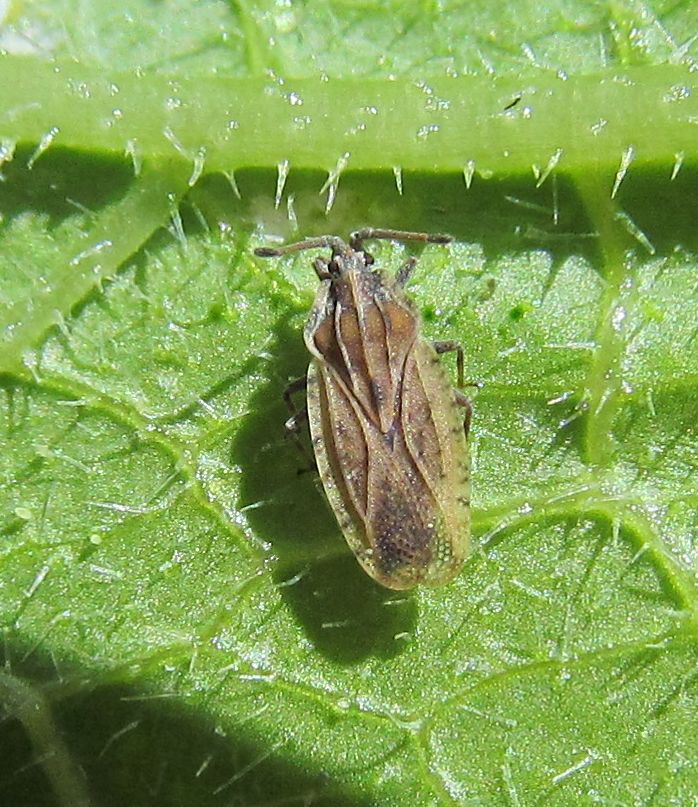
230;313;417;664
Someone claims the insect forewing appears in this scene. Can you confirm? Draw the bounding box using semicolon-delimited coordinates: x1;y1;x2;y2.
305;268;469;589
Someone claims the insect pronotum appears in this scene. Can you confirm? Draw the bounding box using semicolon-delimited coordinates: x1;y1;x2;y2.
255;228;471;590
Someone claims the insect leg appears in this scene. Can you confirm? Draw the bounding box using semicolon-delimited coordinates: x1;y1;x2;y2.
433;341;482;437
395;257;418;288
313;257;332;280
432;340;465;388
453;389;473;438
283;375;314;468
285;408;308;434
284;375;307;410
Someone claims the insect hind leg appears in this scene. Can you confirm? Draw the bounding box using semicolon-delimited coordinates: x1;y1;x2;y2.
453;389;473;438
283;375;315;471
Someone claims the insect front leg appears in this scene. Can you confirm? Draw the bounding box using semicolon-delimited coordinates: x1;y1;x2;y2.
313;257;331;280
395;257;417;288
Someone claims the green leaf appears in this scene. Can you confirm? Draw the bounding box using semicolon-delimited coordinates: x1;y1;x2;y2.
1;1;697;805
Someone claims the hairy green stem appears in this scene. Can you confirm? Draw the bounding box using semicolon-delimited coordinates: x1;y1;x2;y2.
0;56;695;177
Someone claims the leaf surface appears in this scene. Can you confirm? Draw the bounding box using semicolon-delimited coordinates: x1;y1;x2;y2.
0;1;697;805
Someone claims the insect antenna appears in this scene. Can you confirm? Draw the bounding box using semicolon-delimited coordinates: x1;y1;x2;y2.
350;228;452;251
254;235;348;257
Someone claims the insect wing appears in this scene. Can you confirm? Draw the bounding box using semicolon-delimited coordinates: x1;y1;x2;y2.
401;339;470;583
306;297;469;589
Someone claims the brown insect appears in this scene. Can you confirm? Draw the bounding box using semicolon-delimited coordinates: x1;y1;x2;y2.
255;228;471;590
